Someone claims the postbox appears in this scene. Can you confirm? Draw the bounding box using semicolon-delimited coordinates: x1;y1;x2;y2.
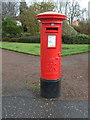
36;12;66;98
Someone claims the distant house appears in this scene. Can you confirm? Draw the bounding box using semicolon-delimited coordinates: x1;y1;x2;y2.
16;20;22;26
72;20;80;26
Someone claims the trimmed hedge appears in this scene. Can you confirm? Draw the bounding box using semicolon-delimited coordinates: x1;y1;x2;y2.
18;36;40;43
2;34;90;44
2;36;40;43
1;37;20;42
62;34;90;44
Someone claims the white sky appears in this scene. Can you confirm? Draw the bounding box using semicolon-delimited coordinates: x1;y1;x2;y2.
25;0;90;10
79;0;90;9
2;0;90;10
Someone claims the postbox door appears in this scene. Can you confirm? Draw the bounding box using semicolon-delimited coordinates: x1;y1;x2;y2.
41;25;62;80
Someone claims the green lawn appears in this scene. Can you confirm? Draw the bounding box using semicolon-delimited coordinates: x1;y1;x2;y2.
0;42;89;56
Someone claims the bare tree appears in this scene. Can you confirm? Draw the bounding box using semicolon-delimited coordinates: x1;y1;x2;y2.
67;0;80;23
55;0;87;24
80;8;87;20
65;1;70;15
2;1;20;20
55;1;65;14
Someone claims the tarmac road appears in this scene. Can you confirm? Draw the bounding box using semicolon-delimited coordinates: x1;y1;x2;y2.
2;96;88;118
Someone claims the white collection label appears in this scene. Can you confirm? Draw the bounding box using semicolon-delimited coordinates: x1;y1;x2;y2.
48;35;56;47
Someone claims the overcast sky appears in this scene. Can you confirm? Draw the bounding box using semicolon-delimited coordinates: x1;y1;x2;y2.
26;0;90;10
79;0;90;9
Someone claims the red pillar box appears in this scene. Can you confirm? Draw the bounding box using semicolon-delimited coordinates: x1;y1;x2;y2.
36;12;66;98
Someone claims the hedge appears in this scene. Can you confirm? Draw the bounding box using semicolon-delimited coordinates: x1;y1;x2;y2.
62;20;78;36
2;34;90;44
1;37;20;42
18;36;40;43
2;36;40;43
62;34;90;44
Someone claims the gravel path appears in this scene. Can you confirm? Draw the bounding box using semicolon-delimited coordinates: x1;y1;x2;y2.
2;49;88;118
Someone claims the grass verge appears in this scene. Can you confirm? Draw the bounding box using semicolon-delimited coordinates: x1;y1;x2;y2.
26;82;40;92
0;42;89;56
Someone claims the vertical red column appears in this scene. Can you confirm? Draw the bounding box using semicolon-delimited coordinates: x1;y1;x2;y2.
36;12;66;98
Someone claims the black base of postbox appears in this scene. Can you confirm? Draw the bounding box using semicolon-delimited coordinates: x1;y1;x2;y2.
40;78;61;98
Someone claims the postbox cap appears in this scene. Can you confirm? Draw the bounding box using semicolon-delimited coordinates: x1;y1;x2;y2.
36;11;66;21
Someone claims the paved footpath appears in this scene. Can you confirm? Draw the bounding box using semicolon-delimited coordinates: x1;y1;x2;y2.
1;49;88;118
